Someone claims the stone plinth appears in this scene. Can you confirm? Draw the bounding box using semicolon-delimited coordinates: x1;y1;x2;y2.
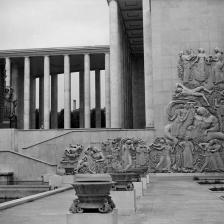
62;175;74;186
146;174;150;184
133;182;143;198
66;209;118;224
110;190;136;215
141;177;147;190
70;174;115;213
49;175;62;190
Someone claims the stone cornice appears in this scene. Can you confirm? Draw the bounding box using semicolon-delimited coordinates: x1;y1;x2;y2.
0;45;110;58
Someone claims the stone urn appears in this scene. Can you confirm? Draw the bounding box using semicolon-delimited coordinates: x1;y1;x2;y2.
127;166;148;177
110;172;139;191
69;174;115;213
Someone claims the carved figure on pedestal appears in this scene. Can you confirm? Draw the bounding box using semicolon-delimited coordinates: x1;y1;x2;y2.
60;144;84;174
76;146;106;174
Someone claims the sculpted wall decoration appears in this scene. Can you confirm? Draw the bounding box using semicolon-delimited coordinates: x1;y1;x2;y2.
150;48;224;173
71;137;149;175
60;144;84;174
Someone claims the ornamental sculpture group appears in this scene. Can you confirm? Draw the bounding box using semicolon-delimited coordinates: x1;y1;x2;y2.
61;48;224;213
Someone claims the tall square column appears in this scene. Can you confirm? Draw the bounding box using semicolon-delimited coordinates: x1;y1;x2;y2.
105;53;111;128
43;55;50;129
84;54;90;128
109;0;122;128
39;76;44;128
64;55;71;129
30;76;36;129
143;0;154;128
24;57;30;129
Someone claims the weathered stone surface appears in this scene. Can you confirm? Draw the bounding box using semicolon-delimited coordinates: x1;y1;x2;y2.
150;48;224;173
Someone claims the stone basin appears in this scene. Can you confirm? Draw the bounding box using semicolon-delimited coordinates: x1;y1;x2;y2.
127;166;148;176
110;172;139;191
70;174;115;213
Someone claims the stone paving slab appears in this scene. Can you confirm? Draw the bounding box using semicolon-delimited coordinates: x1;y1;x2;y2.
0;177;224;224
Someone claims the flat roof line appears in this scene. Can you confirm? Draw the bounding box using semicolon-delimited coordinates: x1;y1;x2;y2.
0;45;110;58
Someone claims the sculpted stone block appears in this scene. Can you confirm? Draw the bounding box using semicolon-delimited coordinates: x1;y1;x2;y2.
150;48;224;173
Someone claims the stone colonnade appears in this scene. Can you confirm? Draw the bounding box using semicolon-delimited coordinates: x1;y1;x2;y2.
3;52;110;129
109;0;154;128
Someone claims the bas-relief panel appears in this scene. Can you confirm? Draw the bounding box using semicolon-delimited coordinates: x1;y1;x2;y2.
59;48;224;173
150;48;224;172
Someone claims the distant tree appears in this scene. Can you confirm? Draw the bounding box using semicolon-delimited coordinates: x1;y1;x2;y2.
58;109;64;129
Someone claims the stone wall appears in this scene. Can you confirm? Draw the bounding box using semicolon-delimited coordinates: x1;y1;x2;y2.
0;151;56;180
18;129;155;164
151;0;224;135
0;60;5;124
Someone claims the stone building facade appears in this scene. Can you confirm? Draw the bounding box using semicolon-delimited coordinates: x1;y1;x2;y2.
0;0;224;138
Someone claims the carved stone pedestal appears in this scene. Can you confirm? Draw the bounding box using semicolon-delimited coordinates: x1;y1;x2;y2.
66;209;118;224
70;174;115;213
141;177;147;190
49;174;62;190
133;182;143;198
110;173;139;191
110;190;136;215
62;175;74;186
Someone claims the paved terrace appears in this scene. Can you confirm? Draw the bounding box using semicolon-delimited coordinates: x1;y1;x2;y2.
0;177;224;224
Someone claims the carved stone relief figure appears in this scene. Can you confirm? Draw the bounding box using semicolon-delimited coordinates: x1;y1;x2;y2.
199;139;224;172
60;144;84;174
212;48;224;84
153;48;224;173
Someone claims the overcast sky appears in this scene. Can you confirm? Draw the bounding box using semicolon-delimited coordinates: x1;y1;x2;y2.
0;0;109;110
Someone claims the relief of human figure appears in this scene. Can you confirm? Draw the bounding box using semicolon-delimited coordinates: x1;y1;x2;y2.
199;139;224;172
121;139;133;171
174;83;211;105
76;146;105;174
190;48;210;83
214;98;224;132
178;49;196;83
179;136;194;172
169;106;189;138
212;47;224;84
188;106;224;142
165;102;195;142
151;138;172;172
135;144;148;166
